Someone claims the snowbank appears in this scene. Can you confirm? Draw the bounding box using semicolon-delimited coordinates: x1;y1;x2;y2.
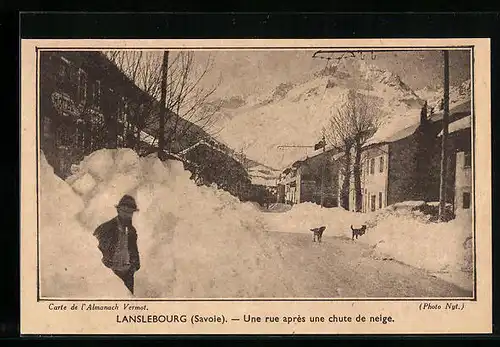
265;201;473;288
39;152;133;298
42;148;297;298
361;207;473;275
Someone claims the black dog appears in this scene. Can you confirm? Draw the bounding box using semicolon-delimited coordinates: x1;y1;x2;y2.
351;225;367;240
310;226;326;243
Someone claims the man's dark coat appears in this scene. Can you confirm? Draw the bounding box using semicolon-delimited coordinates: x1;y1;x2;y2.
93;217;140;272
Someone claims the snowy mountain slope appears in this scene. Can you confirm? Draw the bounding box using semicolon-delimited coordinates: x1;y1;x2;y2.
217;77;346;170
415;79;471;112
214;59;433;169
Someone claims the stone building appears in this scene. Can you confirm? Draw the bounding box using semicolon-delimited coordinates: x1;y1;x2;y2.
339;101;471;213
277;145;340;207
40;51;156;178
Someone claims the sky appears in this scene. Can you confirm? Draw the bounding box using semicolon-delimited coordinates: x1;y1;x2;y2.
189;49;471;99
110;49;471;103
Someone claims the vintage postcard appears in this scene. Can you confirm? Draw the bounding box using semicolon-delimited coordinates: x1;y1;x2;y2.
20;38;491;335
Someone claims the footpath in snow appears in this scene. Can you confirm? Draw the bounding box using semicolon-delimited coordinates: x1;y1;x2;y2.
263;202;474;292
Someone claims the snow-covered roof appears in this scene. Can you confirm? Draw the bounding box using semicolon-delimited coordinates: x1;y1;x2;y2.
248;164;280;187
438;115;471;137
332;152;344;161
303;144;335;160
139;130;156;145
362;122;419;149
177;139;244;165
382;123;421;143
282;144;336;171
430;100;472;122
248;165;280;175
250;176;277;187
364;100;472;148
166;152;191;163
141;149;196;167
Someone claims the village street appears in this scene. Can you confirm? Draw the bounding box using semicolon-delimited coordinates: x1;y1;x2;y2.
261;230;471;298
38;50;474;301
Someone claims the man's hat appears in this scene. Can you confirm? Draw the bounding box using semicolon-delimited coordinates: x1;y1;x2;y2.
115;194;139;211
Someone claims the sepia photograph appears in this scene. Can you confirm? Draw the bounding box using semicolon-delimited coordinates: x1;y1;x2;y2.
36;46;476;300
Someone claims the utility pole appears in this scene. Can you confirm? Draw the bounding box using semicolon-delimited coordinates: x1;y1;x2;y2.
439;50;450;222
158;50;169;161
320;135;326;208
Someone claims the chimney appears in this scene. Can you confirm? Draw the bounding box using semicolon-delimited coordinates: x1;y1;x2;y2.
420;100;428;126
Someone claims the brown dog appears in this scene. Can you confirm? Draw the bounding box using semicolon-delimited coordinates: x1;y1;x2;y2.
310;226;326;243
351;225;367;240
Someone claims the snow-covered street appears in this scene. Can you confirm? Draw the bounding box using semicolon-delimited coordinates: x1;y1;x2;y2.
39;148;473;299
259;231;471;298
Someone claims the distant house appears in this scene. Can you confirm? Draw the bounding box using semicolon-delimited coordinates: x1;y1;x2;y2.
358;120;428;212
277;145;340;207
277;164;300;204
247;165;280;187
339;101;471;213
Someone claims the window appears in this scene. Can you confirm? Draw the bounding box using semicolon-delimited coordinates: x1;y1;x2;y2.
92;80;101;109
77;68;88;105
364;189;368;212
379;156;384;173
370;158;375;175
117;122;125;138
56;124;72;148
464;151;471;168
123;99;129;129
117;134;124;147
58;59;70;81
75;123;86;150
463;192;471;209
57;57;74;92
379;192;383;209
117;96;128;125
371;195;376;212
42;117;55;147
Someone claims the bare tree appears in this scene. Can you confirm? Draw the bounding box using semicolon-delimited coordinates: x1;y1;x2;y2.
324;89;381;211
324;101;355;210
104;50;222;156
105;50;163;152
349;90;381;212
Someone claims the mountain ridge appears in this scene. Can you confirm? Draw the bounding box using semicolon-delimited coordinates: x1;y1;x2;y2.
210;59;471;170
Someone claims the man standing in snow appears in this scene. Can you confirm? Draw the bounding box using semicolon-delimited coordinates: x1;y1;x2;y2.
93;195;141;295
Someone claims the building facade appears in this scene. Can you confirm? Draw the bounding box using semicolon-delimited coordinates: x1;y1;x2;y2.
277;147;339;207
455;151;472;213
40;51;155;178
339;101;471;214
439;115;472;214
277;165;301;205
360;144;390;212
